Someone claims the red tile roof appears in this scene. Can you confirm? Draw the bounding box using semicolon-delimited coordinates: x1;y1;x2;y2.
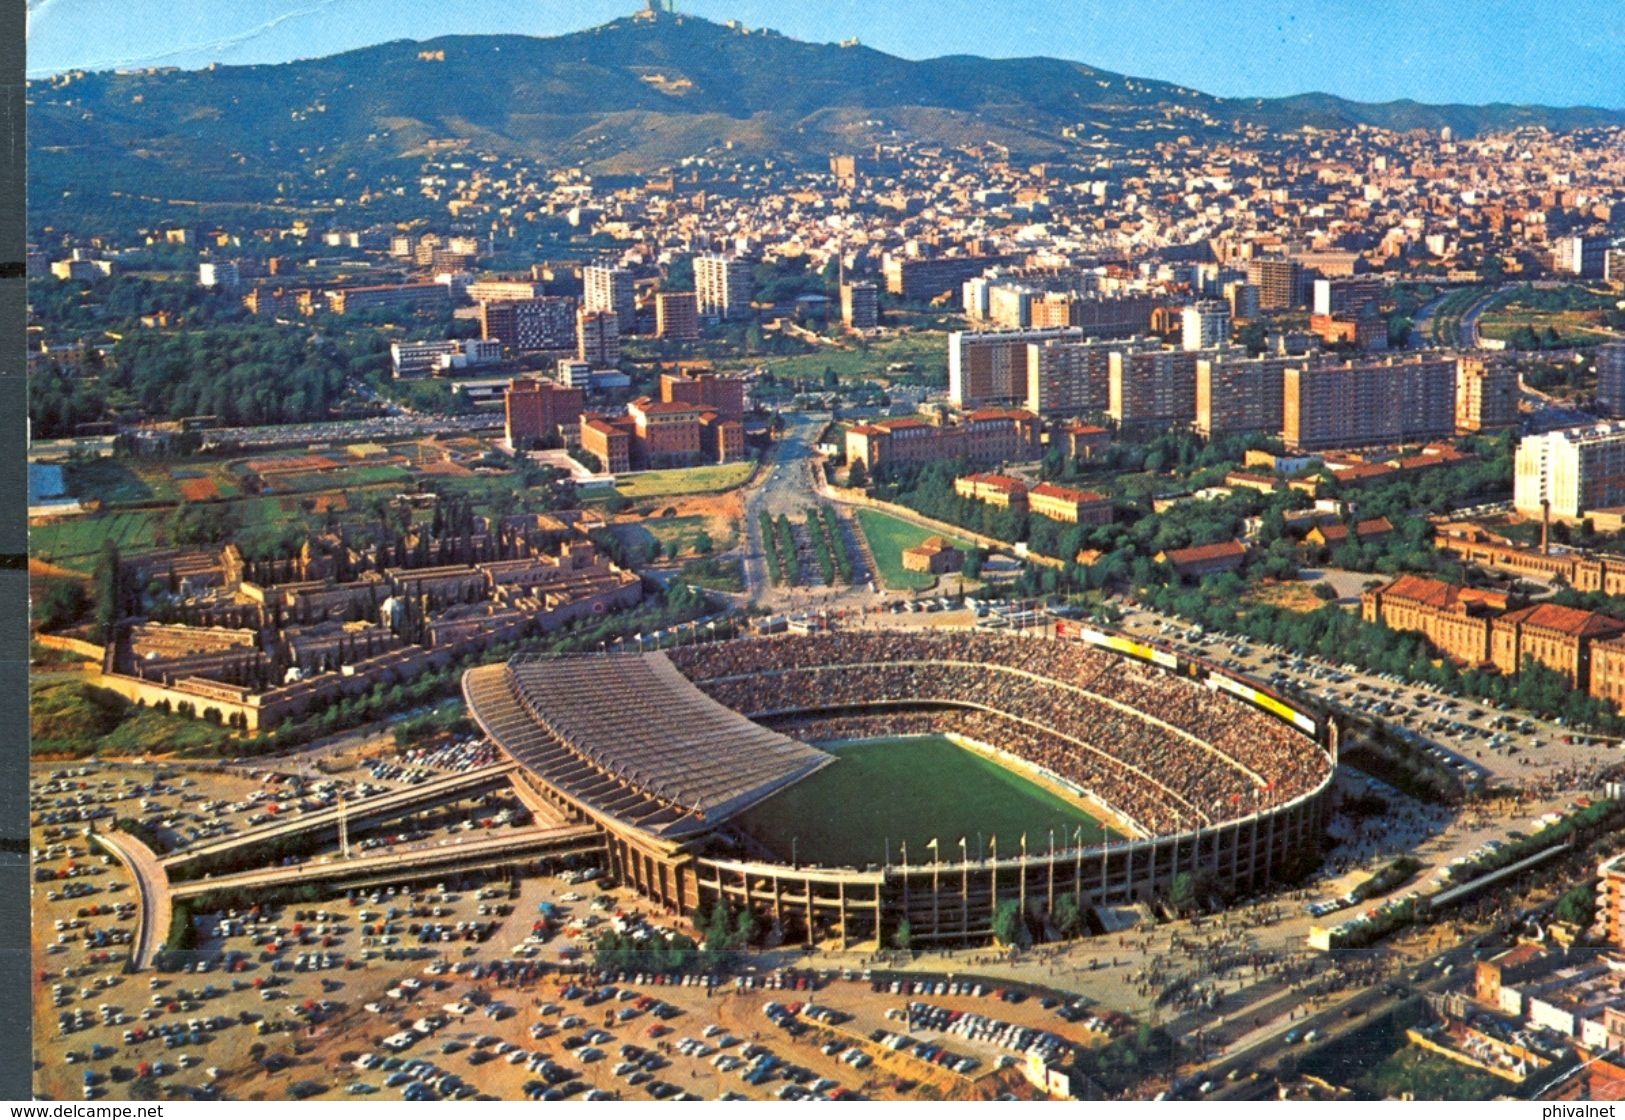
1496;602;1625;639
1030;482;1108;504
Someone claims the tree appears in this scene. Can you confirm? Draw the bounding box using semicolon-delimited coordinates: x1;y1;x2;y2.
891;919;913;952
961;548;985;581
703;906;732;953
847;459;868;489
1168;872;1202;915
92;540;122;643
1051;894;1082;938
733;908;759;949
38;579;88;632
665;540;680;562
693;530;714;555
992;900;1031;948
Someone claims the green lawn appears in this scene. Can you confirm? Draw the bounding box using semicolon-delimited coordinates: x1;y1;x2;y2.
31;510;164;572
855;508;972;591
268;464;413;493
743;330;949;386
735;735;1114;868
614;461;756;499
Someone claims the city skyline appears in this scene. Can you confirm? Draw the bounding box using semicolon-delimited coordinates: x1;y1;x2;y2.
25;0;1625;110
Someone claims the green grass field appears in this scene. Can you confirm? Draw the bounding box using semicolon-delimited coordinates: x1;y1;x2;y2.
614;461;755;499
742;330;949;386
735;735;1114;868
855;508;972;591
31;510;164;572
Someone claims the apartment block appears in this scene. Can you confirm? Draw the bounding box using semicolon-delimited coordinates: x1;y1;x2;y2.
1281;355;1457;451
1026;337;1156;417
1246;258;1303;310
582;264;636;333
1195;352;1299;438
1108;349;1199;431
951;327;1084;408
655;290;700;340
1455;357;1520;432
1181;300;1231;352
694;253;754;320
480;296;576;352
576;309;621;368
1514;423;1625;520
1596;343;1625;418
840;280;879;330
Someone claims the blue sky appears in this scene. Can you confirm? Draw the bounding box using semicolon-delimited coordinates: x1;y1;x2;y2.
25;0;1625;108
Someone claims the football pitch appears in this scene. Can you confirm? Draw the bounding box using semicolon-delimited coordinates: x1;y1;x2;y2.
735;735;1116;869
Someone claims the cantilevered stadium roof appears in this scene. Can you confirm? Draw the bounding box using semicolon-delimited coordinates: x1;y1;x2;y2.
463;653;831;841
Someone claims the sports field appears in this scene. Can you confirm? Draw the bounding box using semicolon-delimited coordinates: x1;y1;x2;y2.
735;735;1115;868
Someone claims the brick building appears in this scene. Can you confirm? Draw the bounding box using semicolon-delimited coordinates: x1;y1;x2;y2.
503;378;585;449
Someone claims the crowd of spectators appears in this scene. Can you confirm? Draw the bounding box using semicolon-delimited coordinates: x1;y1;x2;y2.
667;632;1333;835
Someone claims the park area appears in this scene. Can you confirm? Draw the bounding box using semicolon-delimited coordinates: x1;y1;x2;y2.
735;734;1115;869
855;508;974;591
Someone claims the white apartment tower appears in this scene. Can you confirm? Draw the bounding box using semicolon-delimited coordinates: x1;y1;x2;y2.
583;264;636;333
694;253;754;320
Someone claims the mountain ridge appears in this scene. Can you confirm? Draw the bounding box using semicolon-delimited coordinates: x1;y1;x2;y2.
28;12;1625;226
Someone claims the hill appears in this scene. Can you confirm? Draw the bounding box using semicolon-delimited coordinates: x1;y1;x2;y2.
27;10;1625;228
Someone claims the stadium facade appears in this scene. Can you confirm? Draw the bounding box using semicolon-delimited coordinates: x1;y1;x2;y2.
463;627;1338;947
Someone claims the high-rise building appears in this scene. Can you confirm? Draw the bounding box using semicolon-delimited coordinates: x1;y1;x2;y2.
950;327;1084;408
1180;300;1231;352
480;297;576;352
655;290;700;340
1455;358;1520;432
840;281;879;330
1515;422;1625;520
1223;281;1260;321
1312;277;1383;319
1195;352;1302;438
504;378;585;449
582;264;636;333
1596;343;1625;417
1553;234;1608;278
1108;349;1200;431
198;261;240;290
1246;258;1303;310
1282;355;1457;451
694;254;754;320
576;309;620;368
1024;336;1157;417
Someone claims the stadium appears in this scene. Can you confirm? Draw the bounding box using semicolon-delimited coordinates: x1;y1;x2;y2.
463;627;1338;947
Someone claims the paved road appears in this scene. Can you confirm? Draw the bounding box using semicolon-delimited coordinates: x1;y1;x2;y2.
160;762;520;870
739;413;880;614
92;829;172;973
168;823;600;899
